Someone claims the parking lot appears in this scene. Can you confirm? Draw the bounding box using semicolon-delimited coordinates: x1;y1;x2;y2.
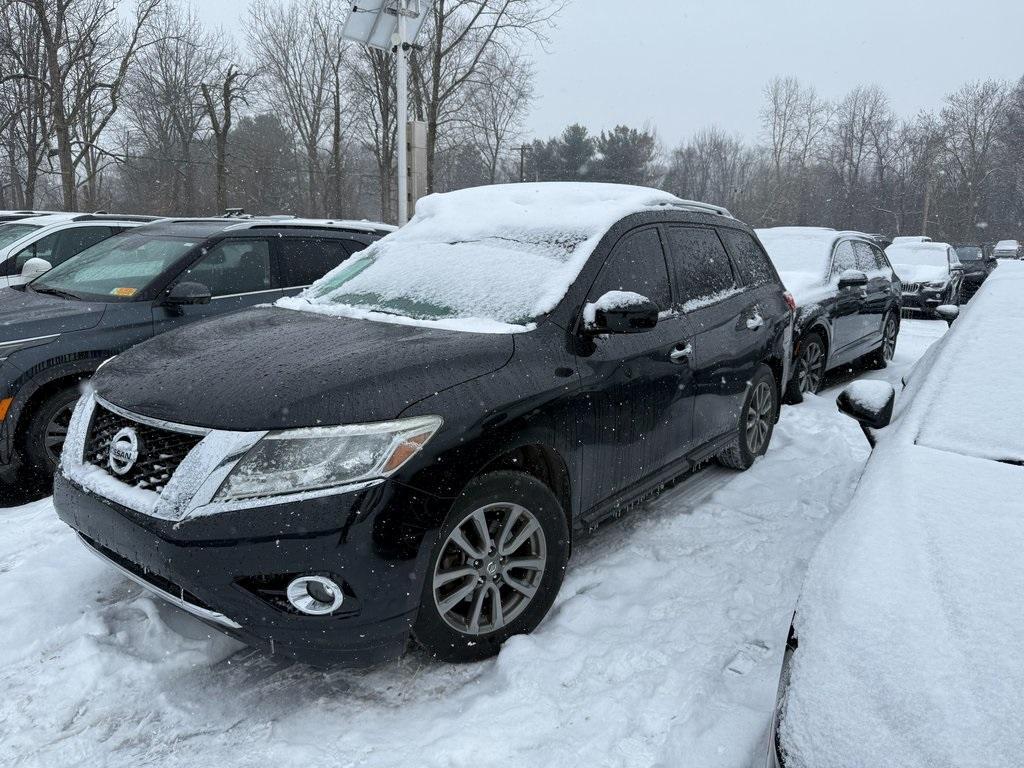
0;320;945;768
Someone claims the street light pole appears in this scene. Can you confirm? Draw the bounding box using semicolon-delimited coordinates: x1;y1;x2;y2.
395;1;409;225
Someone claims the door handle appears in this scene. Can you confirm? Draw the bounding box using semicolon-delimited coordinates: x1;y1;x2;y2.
746;313;764;330
669;342;692;363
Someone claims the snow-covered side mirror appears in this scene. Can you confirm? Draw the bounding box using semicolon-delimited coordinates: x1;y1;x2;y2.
837;380;895;447
935;305;959;327
21;257;52;280
837;269;868;289
583;291;658;334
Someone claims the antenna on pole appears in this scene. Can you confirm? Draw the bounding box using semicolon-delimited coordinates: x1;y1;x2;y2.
342;1;428;226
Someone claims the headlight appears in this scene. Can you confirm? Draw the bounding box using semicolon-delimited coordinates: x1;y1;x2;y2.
213;415;442;501
924;280;948;290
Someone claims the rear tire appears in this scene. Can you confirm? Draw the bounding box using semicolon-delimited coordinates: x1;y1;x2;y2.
717;366;778;471
789;330;826;398
413;471;570;663
22;385;81;479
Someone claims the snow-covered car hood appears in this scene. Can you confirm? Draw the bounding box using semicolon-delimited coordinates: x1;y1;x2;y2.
780;262;1024;766
0;287;106;340
891;262;947;284
94;306;515;431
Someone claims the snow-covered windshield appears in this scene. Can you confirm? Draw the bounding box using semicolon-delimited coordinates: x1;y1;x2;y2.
280;183;688;332
886;244;948;268
0;222;40;250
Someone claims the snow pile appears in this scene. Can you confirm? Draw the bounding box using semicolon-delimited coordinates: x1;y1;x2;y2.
278;183;688;332
781;262;1024;767
885;241;950;283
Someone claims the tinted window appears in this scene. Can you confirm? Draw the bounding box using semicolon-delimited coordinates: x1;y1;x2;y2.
719;229;776;288
870;244;890;270
53;226;114;265
279;237;358;286
663;226;738;306
853;241;877;272
180;239;275;296
587;227;671;310
830;240;857;277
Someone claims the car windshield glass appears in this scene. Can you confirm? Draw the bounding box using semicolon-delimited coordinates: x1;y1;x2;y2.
0;222;40;250
31;233;196;301
956;246;983;260
888;246;947;267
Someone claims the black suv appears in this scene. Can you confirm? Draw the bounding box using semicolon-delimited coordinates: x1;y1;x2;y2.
953;244;997;302
55;184;793;667
0;217;392;483
757;228;902;399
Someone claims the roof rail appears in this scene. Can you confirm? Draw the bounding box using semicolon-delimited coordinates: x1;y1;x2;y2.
72;213;161;223
670;199;733;218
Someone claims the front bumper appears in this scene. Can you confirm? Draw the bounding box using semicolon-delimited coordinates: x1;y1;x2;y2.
54;471;440;667
900;289;945;315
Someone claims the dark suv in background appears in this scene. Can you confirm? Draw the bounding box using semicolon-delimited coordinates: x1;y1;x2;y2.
55;183;793;668
953;244;997;302
0;217;393;485
757;227;901;399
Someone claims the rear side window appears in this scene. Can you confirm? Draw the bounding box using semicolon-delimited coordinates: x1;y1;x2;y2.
719;229;776;288
663;226;737;306
279;237;358;286
181;239;275;296
587;227;671;311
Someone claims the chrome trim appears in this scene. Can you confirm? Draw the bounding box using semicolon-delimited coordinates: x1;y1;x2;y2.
186;477;384;517
0;332;60;350
78;534;242;629
211;287;284;300
94;395;211;436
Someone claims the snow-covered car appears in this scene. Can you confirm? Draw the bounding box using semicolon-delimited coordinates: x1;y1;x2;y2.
993;238;1020;259
55;183;794;667
885;239;964;316
763;260;1024;767
0;212;159;287
756;227;900;399
953;243;998;302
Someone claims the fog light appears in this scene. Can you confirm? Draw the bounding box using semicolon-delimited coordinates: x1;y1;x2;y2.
286;575;344;615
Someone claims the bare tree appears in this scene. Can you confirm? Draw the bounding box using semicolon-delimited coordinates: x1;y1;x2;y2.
464;48;533;183
349;46;397;222
202;62;252;214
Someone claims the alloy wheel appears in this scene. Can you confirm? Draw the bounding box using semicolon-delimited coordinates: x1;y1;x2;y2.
745;381;774;455
44;402;75;467
797;340;825;394
432;502;547;636
882;316;898;361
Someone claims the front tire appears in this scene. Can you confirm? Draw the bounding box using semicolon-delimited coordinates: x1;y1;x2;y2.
22;385;81;478
718;366;778;471
413;471;570;663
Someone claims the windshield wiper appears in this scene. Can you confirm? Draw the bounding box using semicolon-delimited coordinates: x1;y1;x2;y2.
31;286;82;301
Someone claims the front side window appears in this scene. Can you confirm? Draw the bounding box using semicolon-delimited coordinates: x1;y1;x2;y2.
30;234;198;301
720;229;776;288
830;240;857;278
51;226;115;266
178;239;274;296
586;228;671;310
663;226;738;306
15;231;60;270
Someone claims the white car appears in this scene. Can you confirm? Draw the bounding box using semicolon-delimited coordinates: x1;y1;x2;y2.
0;213;158;287
993;239;1020;259
764;260;1024;767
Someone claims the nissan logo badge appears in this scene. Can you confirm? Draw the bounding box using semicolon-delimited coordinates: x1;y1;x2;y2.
108;426;140;475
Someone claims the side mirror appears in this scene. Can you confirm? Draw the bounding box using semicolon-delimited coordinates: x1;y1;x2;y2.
935;304;959;327
163;281;212;306
837;269;868;289
583;291;659;334
21;257;52;280
837;380;895;447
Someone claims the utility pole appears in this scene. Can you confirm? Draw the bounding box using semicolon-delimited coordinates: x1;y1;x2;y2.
516;145;529;183
395;1;410;224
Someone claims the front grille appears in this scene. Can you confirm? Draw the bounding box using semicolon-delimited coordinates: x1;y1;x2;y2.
903;282;921;293
85;404;203;493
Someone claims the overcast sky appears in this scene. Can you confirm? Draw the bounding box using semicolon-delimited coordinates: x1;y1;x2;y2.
197;0;1024;147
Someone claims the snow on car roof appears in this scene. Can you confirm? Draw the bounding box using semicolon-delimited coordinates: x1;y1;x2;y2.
994;239;1019;250
279;183;692;332
781;261;1024;767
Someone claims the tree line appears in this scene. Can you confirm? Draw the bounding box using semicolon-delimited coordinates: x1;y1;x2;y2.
1;1;1022;243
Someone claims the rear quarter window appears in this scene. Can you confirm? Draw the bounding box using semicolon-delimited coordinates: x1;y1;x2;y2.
719;229;778;288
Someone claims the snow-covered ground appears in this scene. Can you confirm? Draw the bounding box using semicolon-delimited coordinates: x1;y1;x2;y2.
0;321;945;768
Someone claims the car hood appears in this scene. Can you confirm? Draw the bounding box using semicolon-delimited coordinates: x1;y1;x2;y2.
892;263;947;284
94;306;516;430
0;287;107;340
